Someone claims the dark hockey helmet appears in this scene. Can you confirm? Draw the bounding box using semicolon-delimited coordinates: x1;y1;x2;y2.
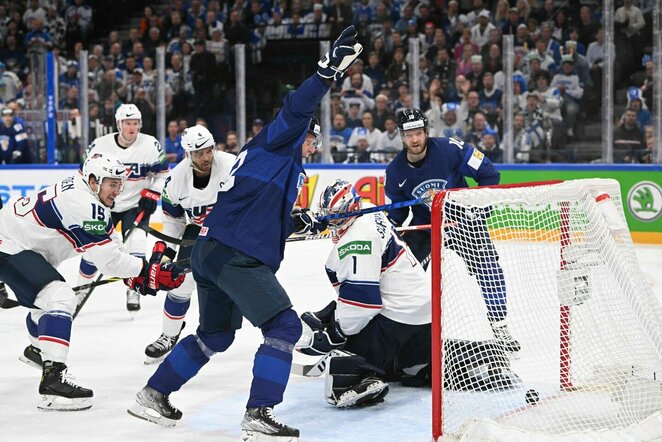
397;108;428;133
308;117;322;149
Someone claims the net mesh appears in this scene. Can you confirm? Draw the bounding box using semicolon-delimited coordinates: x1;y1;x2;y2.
433;179;662;437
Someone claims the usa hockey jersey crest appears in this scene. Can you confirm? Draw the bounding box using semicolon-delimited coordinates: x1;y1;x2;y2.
85;132;169;212
200;74;330;272
385;137;500;227
325;210;431;336
161;150;237;240
0;175;142;277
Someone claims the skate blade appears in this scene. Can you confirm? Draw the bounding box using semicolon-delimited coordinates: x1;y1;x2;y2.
335;382;389;408
144;353;168;365
19;355;42;370
38;395;92;411
240;430;298;442
127;403;178;427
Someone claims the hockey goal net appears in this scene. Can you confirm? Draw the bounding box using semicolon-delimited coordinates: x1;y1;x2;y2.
430;178;662;440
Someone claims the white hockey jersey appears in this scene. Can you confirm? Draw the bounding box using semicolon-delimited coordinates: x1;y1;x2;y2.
86;132;169;212
0;175;143;277
161;150;237;240
325;210;431;336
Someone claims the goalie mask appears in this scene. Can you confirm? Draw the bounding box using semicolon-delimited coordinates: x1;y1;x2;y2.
82;151;127;199
319;179;362;232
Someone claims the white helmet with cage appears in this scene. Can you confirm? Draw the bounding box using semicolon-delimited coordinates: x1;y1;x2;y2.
82;151;127;197
181;125;215;153
115;103;142;131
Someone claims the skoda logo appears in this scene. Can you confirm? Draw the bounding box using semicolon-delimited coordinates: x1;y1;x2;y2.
627;181;662;222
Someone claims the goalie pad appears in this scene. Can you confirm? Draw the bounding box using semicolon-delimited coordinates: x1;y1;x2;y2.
325;353;389;408
443;339;522;391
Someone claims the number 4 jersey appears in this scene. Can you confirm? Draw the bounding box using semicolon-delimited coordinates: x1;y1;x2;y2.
0;175;142;277
324;210;431;336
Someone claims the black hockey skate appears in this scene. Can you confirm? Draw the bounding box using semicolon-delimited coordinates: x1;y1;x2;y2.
333;376;389;408
240;406;299;441
126;288;141;311
491;321;522;353
128;385;182;427
144;322;186;364
38;361;93;411
19;344;43;369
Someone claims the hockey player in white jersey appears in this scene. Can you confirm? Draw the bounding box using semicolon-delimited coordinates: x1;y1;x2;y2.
77;103;169;312
296;180;432;408
0;152;185;411
144;125;236;364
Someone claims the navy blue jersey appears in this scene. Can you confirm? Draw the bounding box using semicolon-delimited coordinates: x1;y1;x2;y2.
385;136;500;227
0;118;30;164
200;74;329;272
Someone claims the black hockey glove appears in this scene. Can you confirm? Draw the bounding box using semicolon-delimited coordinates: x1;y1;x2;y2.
317;25;363;82
138;188;161;216
124;241;186;295
297;301;347;356
291;208;328;234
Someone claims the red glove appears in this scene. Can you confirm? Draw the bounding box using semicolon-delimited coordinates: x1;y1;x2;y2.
138;189;161;216
124;242;186;295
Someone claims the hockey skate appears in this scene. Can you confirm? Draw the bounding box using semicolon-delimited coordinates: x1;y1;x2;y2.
240;406;299;441
38;361;93;411
19;344;43;369
332;376;389;408
126;288;141;312
127;385;182;427
144;322;186;364
491;321;521;353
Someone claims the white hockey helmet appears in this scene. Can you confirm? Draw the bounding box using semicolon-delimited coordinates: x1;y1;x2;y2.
82;151;127;196
115;103;142;130
181;124;215;153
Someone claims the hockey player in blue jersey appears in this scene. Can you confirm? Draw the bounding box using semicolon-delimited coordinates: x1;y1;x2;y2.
128;26;363;440
385;108;520;353
0;107;31;164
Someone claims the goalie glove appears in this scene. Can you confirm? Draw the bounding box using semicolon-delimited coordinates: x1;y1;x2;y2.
297;301;347;356
317;25;363;82
291;207;328;234
124;241;186;295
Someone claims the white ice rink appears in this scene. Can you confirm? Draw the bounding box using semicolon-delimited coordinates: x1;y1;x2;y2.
1;239;660;442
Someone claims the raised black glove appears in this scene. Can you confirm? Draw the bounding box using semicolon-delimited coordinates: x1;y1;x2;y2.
292;207;328;234
138;188;161;216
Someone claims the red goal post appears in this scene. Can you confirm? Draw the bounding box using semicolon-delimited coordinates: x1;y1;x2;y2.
429;179;662;441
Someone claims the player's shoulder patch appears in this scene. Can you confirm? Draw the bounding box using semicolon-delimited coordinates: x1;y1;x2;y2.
338;240;373;260
15;132;27;141
467;148;484;170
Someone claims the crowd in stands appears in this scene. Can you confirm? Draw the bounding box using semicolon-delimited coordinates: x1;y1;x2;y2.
0;0;657;164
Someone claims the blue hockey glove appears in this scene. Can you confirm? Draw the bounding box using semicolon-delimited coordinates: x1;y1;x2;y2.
292;208;328;234
317;25;363;82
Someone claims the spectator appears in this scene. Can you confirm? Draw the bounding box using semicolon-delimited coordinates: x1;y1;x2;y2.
65;0;92;44
552;8;570;44
376;115;401;156
303;4;330;39
345;128;373;163
224;131;239;154
538;21;562;64
464;110;489;146
514;23;534;52
364;52;386;95
466;0;488;27
345;102;363;129
348;111;382;150
139;6;156;37
478;72;502;126
564;40;591;89
59;60;80;95
494;0;510;29
502;7;522;35
250;22;268;64
0;61;22;104
164;11;185;41
0;107;31;164
477;127;502;163
249;118;264;138
266;8;287;40
483;44;503;74
614;108;644;162
521;91;549;153
164;120;184;163
512;74;528;112
513;112;534;162
286;14;306;39
532;40;557;74
586;28;605;109
532;0;555;24
371;94;393;131
43;5;66;49
341;72;375;114
637;55;654;113
23;0;46;28
466;55;485;92
438;102;465;140
190;39;217;121
133;87;156;135
471;10;495;49
0;35;27;75
341;59;374;97
614;0;645;83
225;10;250;45
551;55;583;137
125;68;145;103
533;70;562;144
327;0;353;37
25;18;52;54
385;48;409;89
453;27;478;60
624;88;652;129
330;112;352;162
166;53;192;119
577;6;599;50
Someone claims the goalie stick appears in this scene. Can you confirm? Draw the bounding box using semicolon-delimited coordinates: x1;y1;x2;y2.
291;349;356;377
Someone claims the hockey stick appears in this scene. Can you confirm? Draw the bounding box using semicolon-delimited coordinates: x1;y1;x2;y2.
286;224;433;243
70;258;191;293
317;198;426;222
138;222;184;244
73;210;146;319
291;349;355;377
